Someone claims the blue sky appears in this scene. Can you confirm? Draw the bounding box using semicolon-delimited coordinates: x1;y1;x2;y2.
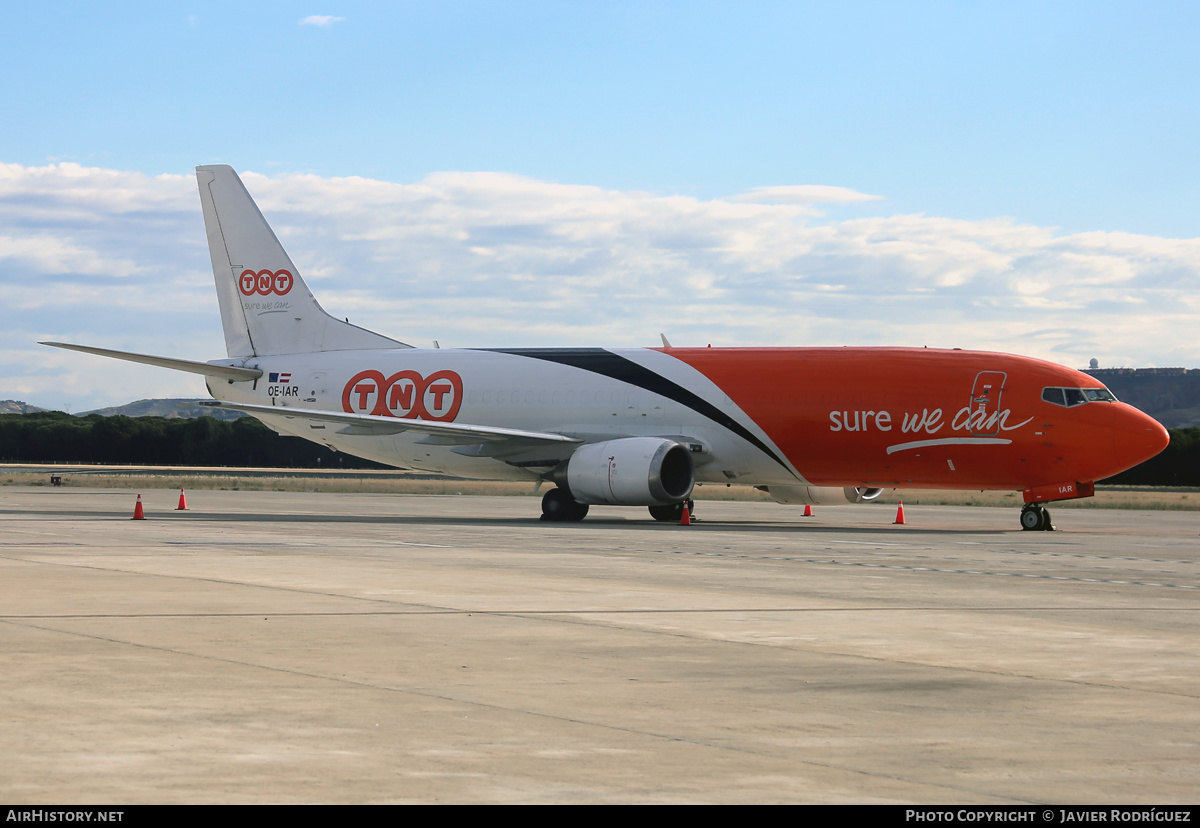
2;2;1199;410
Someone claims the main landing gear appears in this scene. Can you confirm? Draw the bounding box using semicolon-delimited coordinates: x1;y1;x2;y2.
1020;503;1054;531
648;500;695;522
540;487;589;522
539;489;697;523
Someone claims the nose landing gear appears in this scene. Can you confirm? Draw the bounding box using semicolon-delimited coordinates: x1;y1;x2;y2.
1020;503;1054;531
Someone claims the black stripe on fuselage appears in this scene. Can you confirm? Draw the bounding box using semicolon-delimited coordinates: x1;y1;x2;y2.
477;348;793;474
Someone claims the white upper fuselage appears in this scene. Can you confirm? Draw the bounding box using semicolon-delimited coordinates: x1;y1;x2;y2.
212;346;790;484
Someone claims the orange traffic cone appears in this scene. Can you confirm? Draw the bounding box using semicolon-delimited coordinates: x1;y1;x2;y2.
803;504;813;517
894;500;906;525
679;503;691;526
132;494;145;520
176;488;188;510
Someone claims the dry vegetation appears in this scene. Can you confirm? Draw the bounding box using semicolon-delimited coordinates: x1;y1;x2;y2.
4;467;1198;510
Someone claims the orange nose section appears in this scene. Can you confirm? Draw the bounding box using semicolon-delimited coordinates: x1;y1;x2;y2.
1112;404;1170;473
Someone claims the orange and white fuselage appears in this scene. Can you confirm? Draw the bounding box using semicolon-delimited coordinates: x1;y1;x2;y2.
215;343;1166;503
44;165;1169;524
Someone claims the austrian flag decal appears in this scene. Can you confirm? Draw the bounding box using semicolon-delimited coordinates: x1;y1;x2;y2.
266;371;298;398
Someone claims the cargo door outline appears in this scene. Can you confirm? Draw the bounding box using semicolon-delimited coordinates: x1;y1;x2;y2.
969;371;1007;436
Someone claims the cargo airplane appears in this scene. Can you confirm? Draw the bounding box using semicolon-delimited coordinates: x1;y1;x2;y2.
44;166;1169;530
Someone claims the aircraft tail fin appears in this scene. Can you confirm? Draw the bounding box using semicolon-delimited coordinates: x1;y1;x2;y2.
195;165;410;358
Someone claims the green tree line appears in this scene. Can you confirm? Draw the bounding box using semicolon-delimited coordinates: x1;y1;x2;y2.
2;412;1197;485
1106;426;1200;487
0;412;385;469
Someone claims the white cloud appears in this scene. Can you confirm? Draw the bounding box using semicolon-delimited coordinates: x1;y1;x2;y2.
2;162;1198;408
0;234;143;279
299;15;344;27
732;185;884;205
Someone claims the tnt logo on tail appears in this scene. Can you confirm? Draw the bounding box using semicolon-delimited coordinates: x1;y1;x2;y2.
239;269;294;296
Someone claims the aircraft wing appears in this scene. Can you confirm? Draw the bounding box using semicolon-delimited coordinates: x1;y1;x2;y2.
198;400;582;447
41;342;262;383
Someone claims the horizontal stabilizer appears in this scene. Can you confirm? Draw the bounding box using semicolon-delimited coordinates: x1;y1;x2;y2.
198;400;582;446
40;342;262;382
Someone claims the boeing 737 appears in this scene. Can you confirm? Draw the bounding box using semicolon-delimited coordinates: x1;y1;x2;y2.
44;165;1170;530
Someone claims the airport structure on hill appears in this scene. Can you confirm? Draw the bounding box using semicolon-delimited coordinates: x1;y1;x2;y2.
1082;365;1200;428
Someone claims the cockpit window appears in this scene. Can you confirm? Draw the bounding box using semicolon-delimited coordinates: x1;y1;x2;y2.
1042;387;1118;407
1041;387;1065;406
1064;388;1088;407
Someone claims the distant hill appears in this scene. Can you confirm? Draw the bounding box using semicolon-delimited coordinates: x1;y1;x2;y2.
1083;368;1200;428
0;408;383;469
76;398;245;420
0;400;49;414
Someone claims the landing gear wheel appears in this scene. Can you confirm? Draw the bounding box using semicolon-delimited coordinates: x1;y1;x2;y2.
1019;504;1053;531
1020;507;1041;531
541;488;589;522
648;500;695;522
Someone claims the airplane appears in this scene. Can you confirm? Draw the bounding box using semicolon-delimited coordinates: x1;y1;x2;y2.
43;165;1170;530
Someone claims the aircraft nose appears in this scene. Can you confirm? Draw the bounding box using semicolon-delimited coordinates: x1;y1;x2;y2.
1112;404;1170;472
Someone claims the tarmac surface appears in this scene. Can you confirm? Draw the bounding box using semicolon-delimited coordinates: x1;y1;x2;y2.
1;486;1197;804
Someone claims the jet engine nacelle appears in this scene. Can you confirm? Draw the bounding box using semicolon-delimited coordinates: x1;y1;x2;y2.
766;485;886;506
557;437;695;506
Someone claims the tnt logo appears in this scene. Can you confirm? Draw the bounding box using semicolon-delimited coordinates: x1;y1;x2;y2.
341;370;464;422
239;269;294;297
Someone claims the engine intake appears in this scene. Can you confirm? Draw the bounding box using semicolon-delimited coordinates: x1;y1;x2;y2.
556;437;695;506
